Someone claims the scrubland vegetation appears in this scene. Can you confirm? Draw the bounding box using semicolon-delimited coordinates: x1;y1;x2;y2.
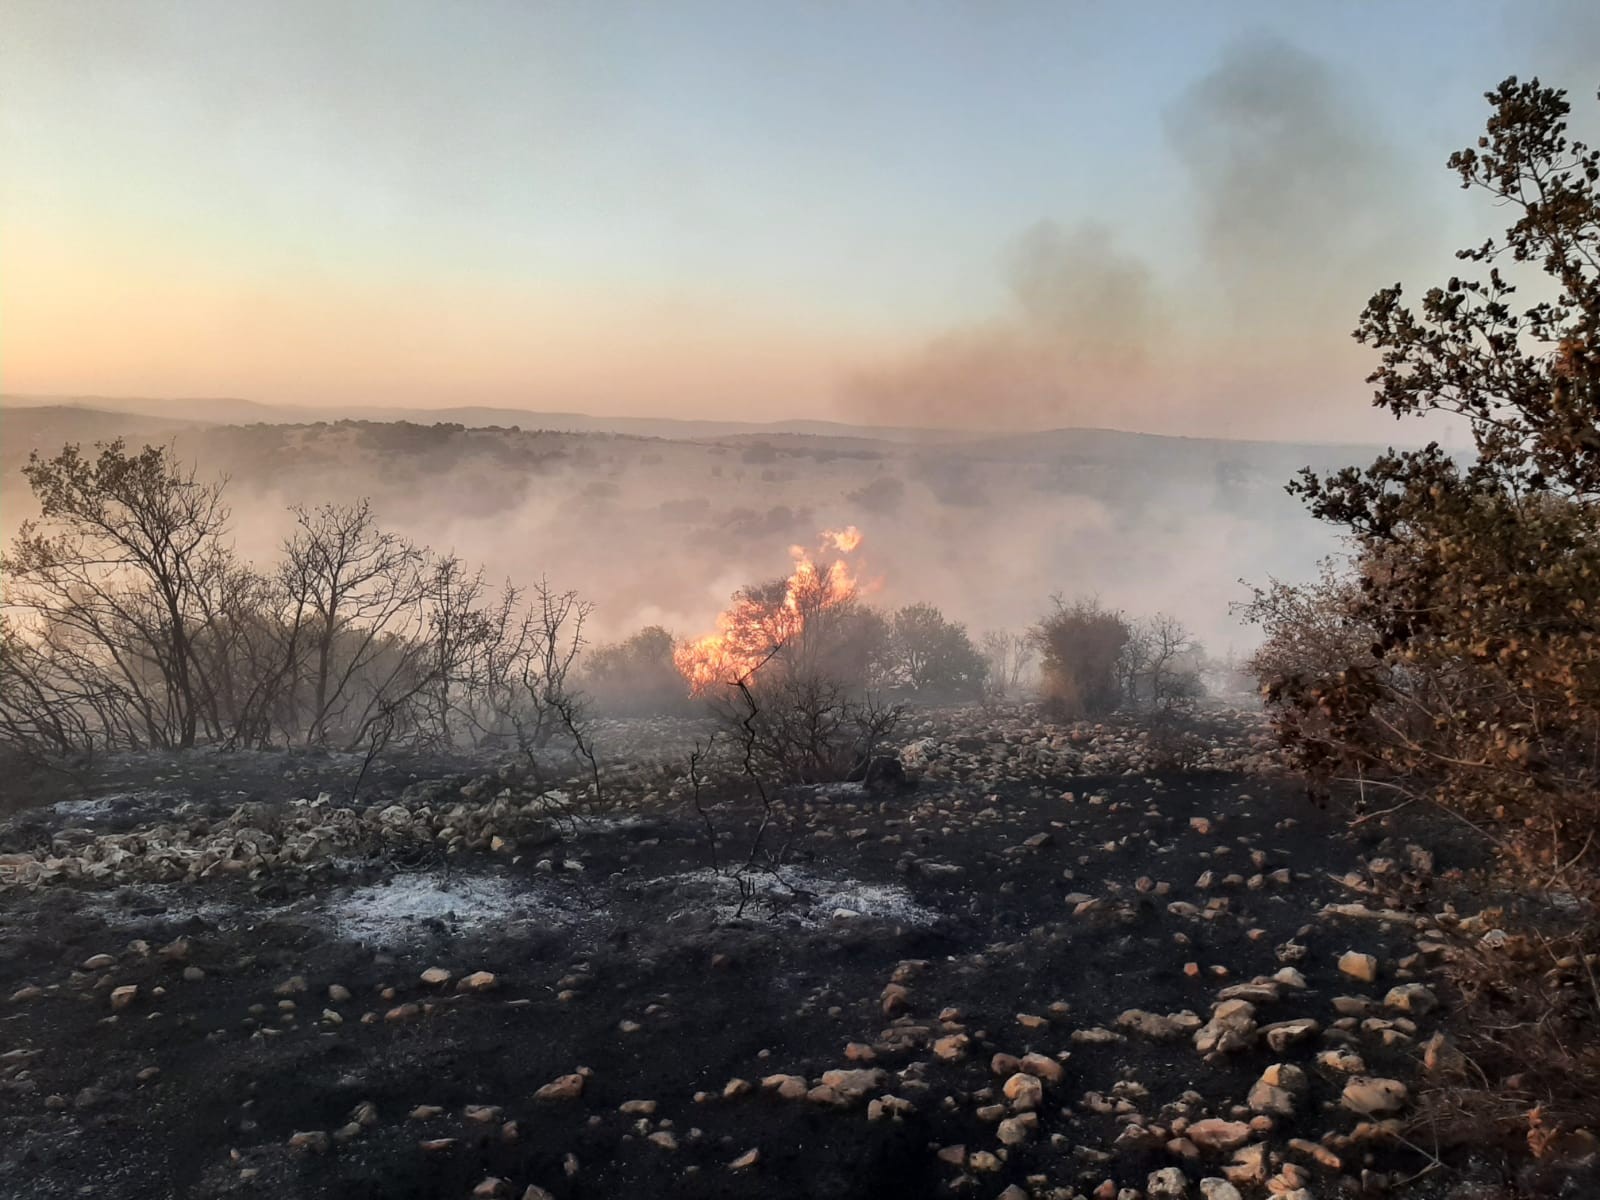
0;75;1598;1200
0;438;1207;777
1240;78;1600;1145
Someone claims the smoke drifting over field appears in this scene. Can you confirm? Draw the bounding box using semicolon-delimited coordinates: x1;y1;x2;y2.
846;222;1163;432
843;36;1424;438
0;410;1356;663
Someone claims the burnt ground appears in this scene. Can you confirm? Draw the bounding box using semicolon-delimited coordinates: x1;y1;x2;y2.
0;713;1587;1200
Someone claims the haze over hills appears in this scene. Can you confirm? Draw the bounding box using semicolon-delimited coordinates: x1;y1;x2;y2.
1;397;1366;657
0;392;1388;456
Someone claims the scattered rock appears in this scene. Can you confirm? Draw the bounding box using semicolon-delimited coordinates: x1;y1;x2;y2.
1338;951;1379;983
1194;1000;1256;1055
1341;1076;1408;1116
818;1068;885;1102
1001;1072;1043;1111
1188;1119;1253;1154
1119;1009;1200;1041
535;1073;585;1102
997;1113;1037;1145
1018;1052;1064;1084
1384;983;1438;1014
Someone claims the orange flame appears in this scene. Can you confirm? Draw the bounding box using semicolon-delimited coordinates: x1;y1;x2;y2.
675;528;864;694
821;525;862;553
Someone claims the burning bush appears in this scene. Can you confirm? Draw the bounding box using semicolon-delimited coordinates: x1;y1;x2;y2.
674;527;870;695
676;527;902;782
716;671;903;785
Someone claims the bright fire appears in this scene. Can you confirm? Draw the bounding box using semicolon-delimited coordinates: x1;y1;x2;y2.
675;526;863;694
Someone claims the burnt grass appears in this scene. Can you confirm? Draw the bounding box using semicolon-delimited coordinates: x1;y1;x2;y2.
0;718;1560;1200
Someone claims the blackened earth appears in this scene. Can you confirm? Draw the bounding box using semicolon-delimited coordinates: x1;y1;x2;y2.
0;713;1580;1200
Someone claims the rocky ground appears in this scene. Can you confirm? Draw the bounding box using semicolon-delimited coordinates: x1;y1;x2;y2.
0;708;1589;1199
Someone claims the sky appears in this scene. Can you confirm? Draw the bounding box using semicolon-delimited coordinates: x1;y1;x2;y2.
3;0;1598;440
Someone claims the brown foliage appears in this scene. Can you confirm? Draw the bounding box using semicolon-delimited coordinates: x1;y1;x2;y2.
1033;597;1130;718
1254;79;1600;885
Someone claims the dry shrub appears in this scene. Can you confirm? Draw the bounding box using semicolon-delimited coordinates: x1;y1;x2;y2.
1247;79;1600;1186
712;671;902;785
1033;597;1130;718
1407;919;1600;1191
1251;80;1600;883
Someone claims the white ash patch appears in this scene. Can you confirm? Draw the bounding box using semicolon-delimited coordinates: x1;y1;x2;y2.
85;884;264;930
50;797;119;822
568;813;660;837
810;782;868;799
659;867;939;928
323;871;581;946
49;789;185;825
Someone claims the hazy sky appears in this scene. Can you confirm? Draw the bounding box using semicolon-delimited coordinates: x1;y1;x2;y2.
3;1;1597;439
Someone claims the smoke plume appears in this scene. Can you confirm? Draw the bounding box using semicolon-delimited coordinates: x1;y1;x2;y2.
843;34;1422;437
845;221;1162;432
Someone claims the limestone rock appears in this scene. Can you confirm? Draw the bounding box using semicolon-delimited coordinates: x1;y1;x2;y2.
1147;1166;1189;1199
818;1068;885;1102
535;1073;585;1102
457;970;498;992
1194;1000;1256;1055
1001;1072;1043;1111
1337;951;1378;982
1188;1119;1252;1153
1384;983;1438;1014
1341;1076;1407;1115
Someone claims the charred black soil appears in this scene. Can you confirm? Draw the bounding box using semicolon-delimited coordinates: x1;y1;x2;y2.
0;714;1576;1199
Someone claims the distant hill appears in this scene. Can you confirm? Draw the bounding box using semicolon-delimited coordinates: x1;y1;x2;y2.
0;394;964;442
0;393;1388;459
0;405;202;473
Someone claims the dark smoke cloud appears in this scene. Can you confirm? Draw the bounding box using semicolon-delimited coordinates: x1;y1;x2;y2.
844;220;1163;431
843;35;1420;434
1164;33;1414;330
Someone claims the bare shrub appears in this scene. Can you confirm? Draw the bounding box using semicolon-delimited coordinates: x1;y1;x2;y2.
276;499;433;747
980;629;1036;698
1141;614;1206;709
710;670;902;785
1;440;599;774
3;441;235;749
